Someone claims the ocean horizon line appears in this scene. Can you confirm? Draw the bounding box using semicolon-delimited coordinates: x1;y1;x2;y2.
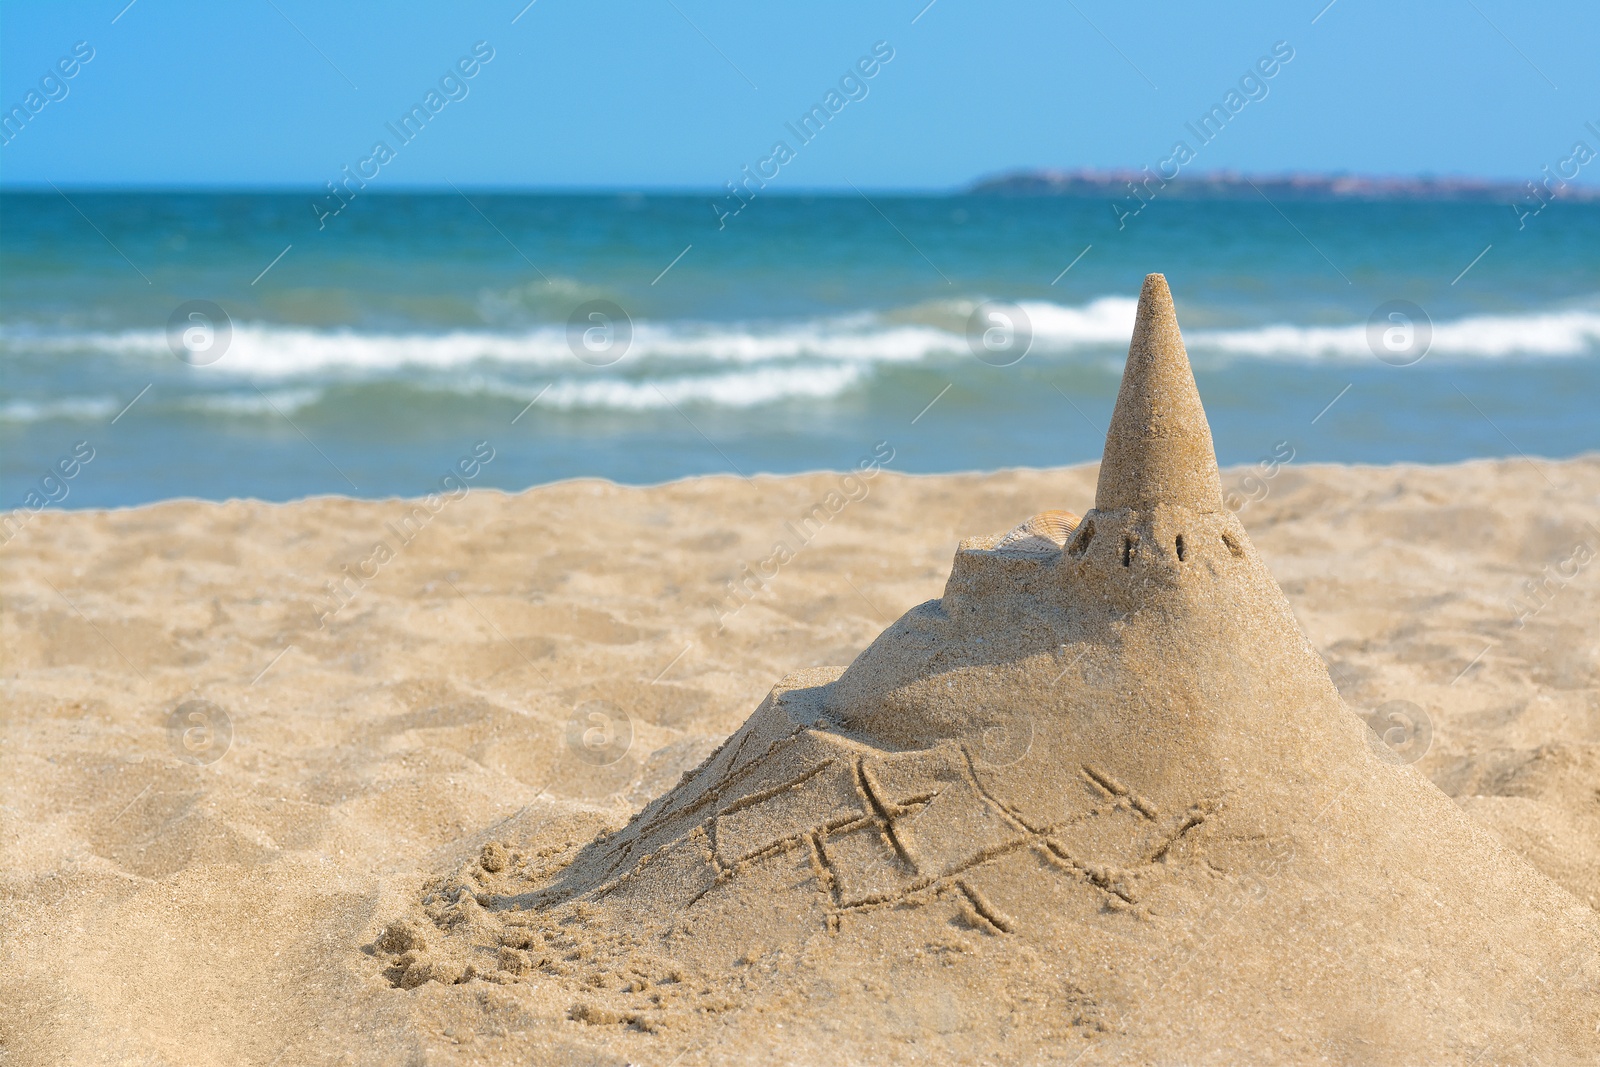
4;169;1599;200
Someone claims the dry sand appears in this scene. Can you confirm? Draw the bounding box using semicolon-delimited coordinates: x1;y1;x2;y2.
4;444;1599;1063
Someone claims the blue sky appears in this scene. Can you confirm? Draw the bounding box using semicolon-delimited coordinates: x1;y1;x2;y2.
1;0;1596;189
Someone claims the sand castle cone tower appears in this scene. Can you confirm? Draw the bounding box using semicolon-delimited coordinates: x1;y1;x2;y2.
408;276;1599;1063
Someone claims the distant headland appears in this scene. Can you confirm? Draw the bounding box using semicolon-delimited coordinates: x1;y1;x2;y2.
966;168;1600;202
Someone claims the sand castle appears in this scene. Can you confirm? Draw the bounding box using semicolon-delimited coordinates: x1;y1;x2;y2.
391;276;1599;1063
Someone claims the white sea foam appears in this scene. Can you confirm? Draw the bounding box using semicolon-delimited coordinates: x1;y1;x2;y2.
1018;297;1143;346
0;397;121;423
1;300;1595;419
1;319;959;376
0;297;1144;377
534;364;866;410
1192;308;1600;360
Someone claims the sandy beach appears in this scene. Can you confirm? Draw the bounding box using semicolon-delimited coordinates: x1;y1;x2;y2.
6;2;1599;1060
3;454;1598;1065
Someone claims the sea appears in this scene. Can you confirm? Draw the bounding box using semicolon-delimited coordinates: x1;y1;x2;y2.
2;190;1597;510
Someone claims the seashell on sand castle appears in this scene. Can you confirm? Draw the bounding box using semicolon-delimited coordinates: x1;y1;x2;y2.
397;275;1600;1063
993;508;1081;553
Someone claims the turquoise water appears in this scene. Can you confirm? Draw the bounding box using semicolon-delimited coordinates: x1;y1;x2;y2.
2;190;1597;509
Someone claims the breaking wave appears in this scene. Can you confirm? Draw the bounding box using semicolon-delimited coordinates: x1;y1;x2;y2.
2;297;1595;418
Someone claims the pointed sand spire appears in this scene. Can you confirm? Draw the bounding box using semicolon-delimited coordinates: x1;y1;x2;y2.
1094;273;1223;513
